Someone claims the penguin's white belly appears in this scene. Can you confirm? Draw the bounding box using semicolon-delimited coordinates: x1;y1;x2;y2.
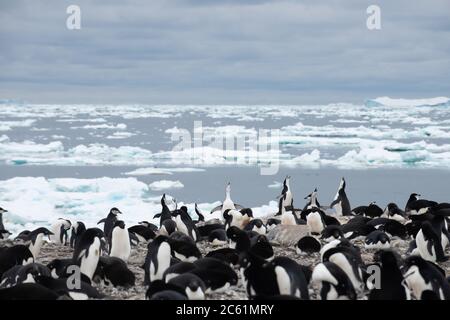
186;287;205;300
29;234;44;259
274;266;291;295
80;237;100;280
307;212;324;234
416;230;436;262
221;199;236;214
175;216;189;237
110;228;131;262
334;202;343;216
405;266;432;299
329;253;361;291
281;213;296;225
151;242;171;281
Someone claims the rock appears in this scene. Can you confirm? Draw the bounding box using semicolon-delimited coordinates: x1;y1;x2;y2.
267;225;310;246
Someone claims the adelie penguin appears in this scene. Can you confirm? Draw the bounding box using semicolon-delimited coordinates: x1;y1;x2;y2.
94;256;135;288
168;233;202;262
210;182;244;218
266;218;281;231
109;220;131;262
244;219;266;235
207;228;228;246
352;202;383;218
276;176;293;216
70;221;86;249
403;255;450;300
321;225;345;242
0;245;34;279
0;207;11;239
296;236;321;254
383;203;407;222
26;227;53;259
365;230;391;250
73;228;105;281
168;273;206;300
223;208;252;230
415;221;448;262
405;193;437;217
144;235;172;284
97;207;122;240
172;206;198;241
330;178;352;216
0;262;51;288
49;218;71;245
311;261;356;300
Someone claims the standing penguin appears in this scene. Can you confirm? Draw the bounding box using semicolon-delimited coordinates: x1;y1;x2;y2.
144;235;172;284
403;256;450;300
49;218;71;245
109;220;131;262
276;176;293;216
73;228;104;280
172;206;198;241
415;221;448;262
194;204;205;223
26;227;53;259
330;178;352;216
70;221;86;249
97;207;122;240
405;193;437;217
210;183;244;218
303;188;320;211
0;207;8;232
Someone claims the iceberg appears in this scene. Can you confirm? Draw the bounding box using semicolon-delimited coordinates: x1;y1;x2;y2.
365;96;450;108
148;180;184;191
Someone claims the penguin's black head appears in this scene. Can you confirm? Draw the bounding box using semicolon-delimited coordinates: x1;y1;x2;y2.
0;229;12;236
223;209;232;221
180;206;188;214
110;207;122;215
403;255;427;270
58;218;72;229
321;225;343;240
387;203;399;212
0;207;8;214
252;219;263;228
240;208;253;218
409;193;420;201
114;220;126;229
34;227;54;237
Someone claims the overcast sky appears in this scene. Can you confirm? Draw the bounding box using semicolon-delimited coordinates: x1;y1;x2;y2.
0;0;449;105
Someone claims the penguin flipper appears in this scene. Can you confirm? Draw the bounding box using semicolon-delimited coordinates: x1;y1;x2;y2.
234;204;244;210
97;218;107;225
330;198;340;208
153;213;162;219
434;239;447;262
210;205;223;214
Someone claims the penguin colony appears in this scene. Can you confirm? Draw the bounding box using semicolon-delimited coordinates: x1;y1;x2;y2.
0;177;449;300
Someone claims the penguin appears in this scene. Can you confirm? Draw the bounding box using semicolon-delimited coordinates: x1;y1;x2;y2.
296;236;321;254
0;229;11;240
156;194;174;227
276;176;293;216
368;250;410;300
380;219;408;239
138;221;159;232
223;209;251;230
302;207;326;235
144;235;172;284
303;188;321;211
415;221;448;262
0;263;51;288
73;228;105;280
266;218;281;231
321;225;344;242
128;224;156;242
46;258;73;279
34;275;103;300
159;219;177;236
194;203;205;223
197;222;225;239
366;217;390;230
190;258;238;293
330;178;352;216
281;199;300;226
403;255;450;300
365;230;390;249
26;227;53;259
244;219;266;235
168;235;202;262
0;207;8;231
172;206;198;241
341;216;375;240
207;228;228;246
163;262;197;282
240;251;279;298
311;262;356;300
49;218;71;245
205;248;239;266
249;234;274;260
70;221;86;249
0;283;60;300
269;256;310;299
167;273;206;300
109;220;131;262
383;203;407;222
97;207;122;240
227;226;251;251
321;247;365;293
93;256;135;288
210;182;244;217
405;193;437;217
0;245;34;278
